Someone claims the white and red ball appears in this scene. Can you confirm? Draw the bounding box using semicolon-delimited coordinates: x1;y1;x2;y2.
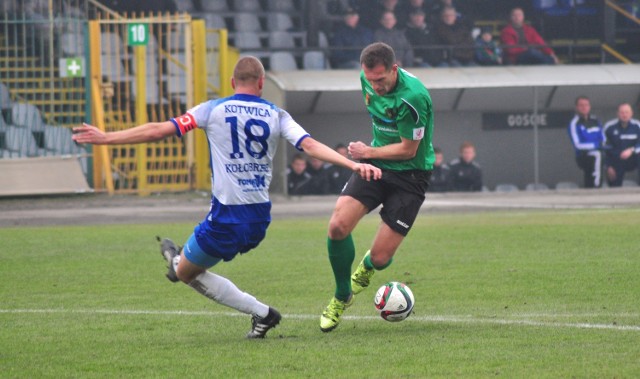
374;281;415;322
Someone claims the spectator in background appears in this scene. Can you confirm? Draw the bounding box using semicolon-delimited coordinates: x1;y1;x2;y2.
568;96;603;188
432;6;476;67
474;27;502;66
327;144;354;194
449;141;483;191
102;0;177;14
397;0;431;26
287;154;313;195
374;10;415;67
429;147;452;192
306;157;331;194
430;0;464;24
330;8;375;69
355;0;401;30
501;7;559;65
405;8;443;67
603;103;640;187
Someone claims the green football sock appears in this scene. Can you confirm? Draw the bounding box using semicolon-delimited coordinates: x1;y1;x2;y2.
364;253;393;270
327;235;355;302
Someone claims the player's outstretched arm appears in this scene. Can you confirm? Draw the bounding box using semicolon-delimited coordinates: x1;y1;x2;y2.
72;121;177;145
300;137;381;181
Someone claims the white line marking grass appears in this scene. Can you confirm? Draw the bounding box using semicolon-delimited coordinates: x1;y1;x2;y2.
2;309;639;332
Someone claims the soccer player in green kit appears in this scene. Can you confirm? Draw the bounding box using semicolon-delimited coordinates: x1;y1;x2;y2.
320;42;435;332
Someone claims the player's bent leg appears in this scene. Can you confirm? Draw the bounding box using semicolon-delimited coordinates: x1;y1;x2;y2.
351;223;405;295
180;235;280;338
320;294;353;332
369;223;405;266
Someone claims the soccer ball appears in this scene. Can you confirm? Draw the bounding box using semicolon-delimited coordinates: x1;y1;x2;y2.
374;281;415;322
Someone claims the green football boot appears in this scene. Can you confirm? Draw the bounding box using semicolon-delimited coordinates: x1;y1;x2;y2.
351;252;375;295
320;295;353;332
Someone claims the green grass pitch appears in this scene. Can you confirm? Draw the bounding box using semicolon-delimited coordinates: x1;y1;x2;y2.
1;208;639;378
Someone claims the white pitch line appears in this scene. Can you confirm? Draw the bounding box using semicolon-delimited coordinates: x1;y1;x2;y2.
1;308;639;332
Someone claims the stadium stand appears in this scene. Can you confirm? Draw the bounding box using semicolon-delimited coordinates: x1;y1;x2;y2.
269;51;298;71
201;0;228;12
303;51;330;70
231;0;262;12
269;31;296;49
232;12;263;33
267;12;295;32
0;0;638;196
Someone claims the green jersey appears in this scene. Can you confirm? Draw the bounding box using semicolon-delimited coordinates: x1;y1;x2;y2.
360;67;434;171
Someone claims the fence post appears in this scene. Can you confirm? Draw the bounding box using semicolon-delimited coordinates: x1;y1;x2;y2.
88;20;115;194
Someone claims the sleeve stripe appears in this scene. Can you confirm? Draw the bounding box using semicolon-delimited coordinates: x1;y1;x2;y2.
401;98;420;125
169;118;181;137
294;134;310;151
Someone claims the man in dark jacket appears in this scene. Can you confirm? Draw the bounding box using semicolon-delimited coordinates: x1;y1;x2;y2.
432;6;475;66
404;8;443;67
287;154;313;195
429;147;452;192
603;103;640;187
449;141;483;191
330;8;375;68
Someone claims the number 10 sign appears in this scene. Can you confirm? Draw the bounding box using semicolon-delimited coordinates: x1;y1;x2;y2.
127;23;149;46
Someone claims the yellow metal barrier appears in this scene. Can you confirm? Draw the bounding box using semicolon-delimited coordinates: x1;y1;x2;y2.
87;15;229;194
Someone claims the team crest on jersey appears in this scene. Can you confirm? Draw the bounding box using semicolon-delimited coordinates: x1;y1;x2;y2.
365;93;370;106
385;108;397;119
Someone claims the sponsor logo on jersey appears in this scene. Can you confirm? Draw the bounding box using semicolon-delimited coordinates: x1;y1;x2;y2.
224;104;271;117
413;127;425;140
375;125;399;134
238;175;267;189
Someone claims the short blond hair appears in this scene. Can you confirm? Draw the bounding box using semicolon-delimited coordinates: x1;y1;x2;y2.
233;56;265;84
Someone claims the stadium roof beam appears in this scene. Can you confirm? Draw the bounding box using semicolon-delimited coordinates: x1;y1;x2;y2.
265;64;640;114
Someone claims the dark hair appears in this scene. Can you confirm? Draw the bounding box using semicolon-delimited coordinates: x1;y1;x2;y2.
434;147;442;154
360;42;396;70
291;153;306;163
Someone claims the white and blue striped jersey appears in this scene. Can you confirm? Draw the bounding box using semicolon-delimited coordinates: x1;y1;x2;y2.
170;93;309;224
